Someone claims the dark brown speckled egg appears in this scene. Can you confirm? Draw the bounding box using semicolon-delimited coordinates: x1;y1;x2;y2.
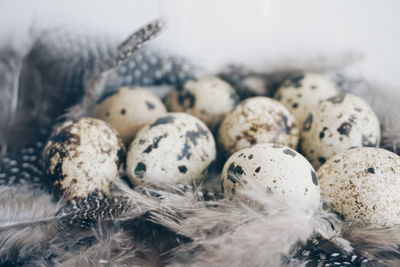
218;97;299;156
43;117;125;199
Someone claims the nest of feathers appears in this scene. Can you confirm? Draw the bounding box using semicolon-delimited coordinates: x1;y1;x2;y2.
1;19;400;267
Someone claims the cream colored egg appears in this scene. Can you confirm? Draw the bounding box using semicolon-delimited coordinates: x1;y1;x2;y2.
275;73;339;126
166;77;238;130
42;117;125;199
127;113;216;185
221;143;320;210
318;147;400;227
300;93;380;169
92;87;167;144
218;97;299;156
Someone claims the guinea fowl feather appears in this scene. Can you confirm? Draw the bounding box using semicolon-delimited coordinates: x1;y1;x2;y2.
63;20;165;119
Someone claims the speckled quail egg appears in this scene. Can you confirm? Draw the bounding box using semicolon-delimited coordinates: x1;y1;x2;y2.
166;77;238;130
218;97;299;155
275;73;339;126
221;143;320;210
127;112;216;185
92;87;167;144
318;147;400;227
300;93;380;169
43;117;125;199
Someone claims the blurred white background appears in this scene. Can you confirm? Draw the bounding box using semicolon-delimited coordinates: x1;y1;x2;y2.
1;0;399;89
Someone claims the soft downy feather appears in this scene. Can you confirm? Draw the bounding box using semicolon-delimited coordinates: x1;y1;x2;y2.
0;185;63;262
33;222;158;267
342;226;400;266
0;181;183;266
138;179;343;267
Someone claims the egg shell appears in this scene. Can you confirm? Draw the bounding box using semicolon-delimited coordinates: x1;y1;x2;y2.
300;93;381;169
275;73;339;126
166;77;238;130
42;117;125;199
221;143;320;210
126;112;216;185
92;87;167;144
218;97;299;156
318;147;400;227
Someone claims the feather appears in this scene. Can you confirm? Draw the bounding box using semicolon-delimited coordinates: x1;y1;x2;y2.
0;185;62;262
0;42;33;151
143;180;341;267
0;20;196;150
342;226;400;265
103;20;164;71
0;183;168;265
0;133;47;186
33;223;159;267
63;19;165;120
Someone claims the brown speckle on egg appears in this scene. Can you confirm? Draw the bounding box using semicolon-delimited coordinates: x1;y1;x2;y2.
219;97;299;156
318;147;400;227
42;117;125;199
303;114;313;131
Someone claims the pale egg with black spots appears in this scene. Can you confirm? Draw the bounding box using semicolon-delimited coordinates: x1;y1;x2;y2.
42;117;125;199
318;147;400;227
218;97;299;156
92;87;167;144
166;77;238;130
275;73;339;126
221;143;320;211
300;93;380;169
127;113;216;185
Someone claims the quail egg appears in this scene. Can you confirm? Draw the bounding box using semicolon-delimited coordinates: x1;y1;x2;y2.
318;147;400;227
300;93;380;169
166;77;238;130
221;143;320;210
127;112;216;185
43;117;125;199
275;73;339;126
92;87;167;144
218;97;299;155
